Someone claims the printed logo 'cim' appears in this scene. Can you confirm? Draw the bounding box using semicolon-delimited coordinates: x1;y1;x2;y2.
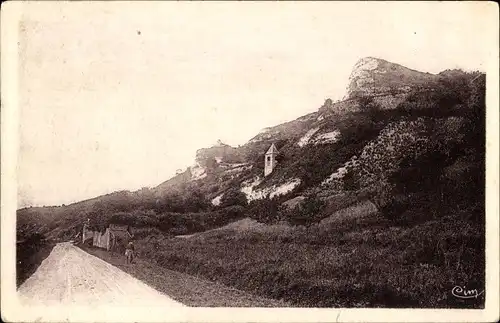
451;286;484;299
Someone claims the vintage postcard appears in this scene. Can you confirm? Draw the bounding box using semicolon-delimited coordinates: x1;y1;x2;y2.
1;1;499;322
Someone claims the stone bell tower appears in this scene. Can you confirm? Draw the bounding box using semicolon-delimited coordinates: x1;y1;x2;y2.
264;143;279;177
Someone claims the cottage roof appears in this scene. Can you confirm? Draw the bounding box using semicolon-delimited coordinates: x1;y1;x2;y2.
265;143;279;155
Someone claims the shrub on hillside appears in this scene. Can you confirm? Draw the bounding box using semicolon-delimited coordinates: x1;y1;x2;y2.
201;205;246;229
109;210;159;227
219;205;246;220
131;226;165;239
353;110;481;222
373;193;410;221
156;205;246;236
358;95;384;123
337;118;431;218
248;197;282;224
219;187;248;208
208;184;220;194
155;185;209;213
284;194;326;227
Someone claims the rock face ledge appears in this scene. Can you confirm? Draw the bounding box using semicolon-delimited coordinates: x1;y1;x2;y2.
344;57;438;100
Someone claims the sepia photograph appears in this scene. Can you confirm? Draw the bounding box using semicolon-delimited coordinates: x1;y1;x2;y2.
1;1;498;322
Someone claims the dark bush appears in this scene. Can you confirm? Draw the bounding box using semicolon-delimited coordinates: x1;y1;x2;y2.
248;197;282;224
109;210;159;227
285;194;326;227
219;188;248;208
376;195;410;221
155;205;246;236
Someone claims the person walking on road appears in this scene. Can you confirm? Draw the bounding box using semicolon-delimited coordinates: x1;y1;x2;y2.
125;240;135;265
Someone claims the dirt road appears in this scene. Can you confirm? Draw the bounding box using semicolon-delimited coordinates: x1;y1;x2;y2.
18;242;186;308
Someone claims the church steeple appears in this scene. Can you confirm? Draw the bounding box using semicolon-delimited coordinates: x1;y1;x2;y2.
264;143;279;176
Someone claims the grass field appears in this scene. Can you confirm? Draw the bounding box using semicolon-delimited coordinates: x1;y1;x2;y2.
135;202;484;308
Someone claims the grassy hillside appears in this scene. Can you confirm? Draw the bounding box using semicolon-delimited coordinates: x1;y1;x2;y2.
135;202;483;307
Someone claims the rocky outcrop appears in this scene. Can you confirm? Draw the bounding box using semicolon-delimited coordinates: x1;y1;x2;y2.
195;140;243;167
247;112;318;144
344;57;438;100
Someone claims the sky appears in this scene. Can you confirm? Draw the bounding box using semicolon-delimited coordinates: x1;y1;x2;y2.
14;1;496;207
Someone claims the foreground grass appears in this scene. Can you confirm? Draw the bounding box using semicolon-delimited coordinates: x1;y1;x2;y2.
79;245;290;307
136;203;484;308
